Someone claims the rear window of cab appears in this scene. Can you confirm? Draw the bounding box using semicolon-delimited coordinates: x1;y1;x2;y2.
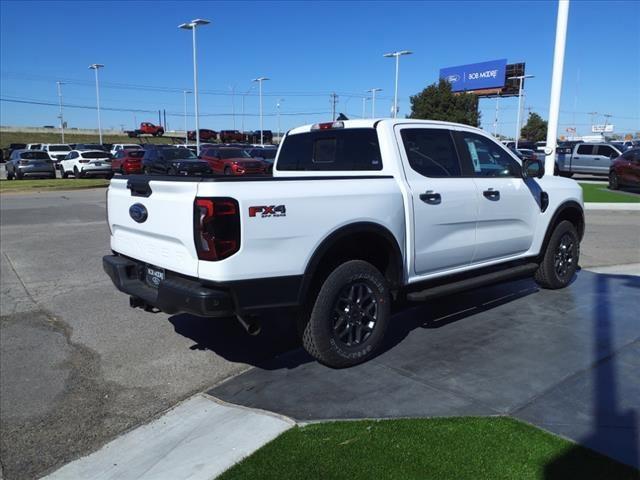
277;128;382;171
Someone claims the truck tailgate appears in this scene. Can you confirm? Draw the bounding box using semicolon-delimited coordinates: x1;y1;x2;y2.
107;178;200;276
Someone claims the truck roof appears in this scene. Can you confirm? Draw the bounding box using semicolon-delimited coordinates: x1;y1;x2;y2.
287;118;485;136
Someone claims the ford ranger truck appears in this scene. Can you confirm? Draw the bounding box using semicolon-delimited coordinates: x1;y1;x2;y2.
103;119;584;368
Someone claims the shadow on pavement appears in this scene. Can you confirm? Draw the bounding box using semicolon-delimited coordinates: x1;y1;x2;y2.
544;273;639;476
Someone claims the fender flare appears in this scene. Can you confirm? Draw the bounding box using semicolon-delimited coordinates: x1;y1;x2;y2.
298;221;404;303
540;200;585;255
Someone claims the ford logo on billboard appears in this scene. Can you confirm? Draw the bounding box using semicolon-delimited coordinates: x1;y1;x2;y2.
129;203;148;223
447;74;460;83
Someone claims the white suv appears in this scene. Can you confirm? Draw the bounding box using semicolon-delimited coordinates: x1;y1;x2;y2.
42;144;72;162
59;150;112;178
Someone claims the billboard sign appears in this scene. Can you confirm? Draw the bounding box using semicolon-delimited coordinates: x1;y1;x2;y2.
440;59;507;92
592;124;614;133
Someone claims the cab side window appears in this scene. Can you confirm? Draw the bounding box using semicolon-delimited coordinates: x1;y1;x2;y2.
576;144;594;155
596;145;617;158
458;132;521;178
400;128;461;177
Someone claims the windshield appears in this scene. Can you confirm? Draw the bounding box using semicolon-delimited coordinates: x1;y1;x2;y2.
20;151;50;160
220;149;250;159
82;151;109;159
128;150;145;158
49;145;71;151
164;149;197;160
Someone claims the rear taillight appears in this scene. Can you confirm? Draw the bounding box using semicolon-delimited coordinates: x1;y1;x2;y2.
194;198;240;261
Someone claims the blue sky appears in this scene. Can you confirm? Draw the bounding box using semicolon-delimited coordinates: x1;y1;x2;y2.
1;0;638;138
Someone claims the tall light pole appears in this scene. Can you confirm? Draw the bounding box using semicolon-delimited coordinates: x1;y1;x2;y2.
508;74;534;148
179;18;210;156
253;76;269;146
276;98;284;144
367;88;382;118
88;64;104;144
229;84;236;129
56;81;65;142
241;84;255;134
362;96;369;118
183;90;191;144
383;50;412;118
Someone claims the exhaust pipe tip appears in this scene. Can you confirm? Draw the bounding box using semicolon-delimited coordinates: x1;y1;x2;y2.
237;315;261;336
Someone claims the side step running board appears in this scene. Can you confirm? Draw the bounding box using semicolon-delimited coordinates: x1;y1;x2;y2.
406;263;539;302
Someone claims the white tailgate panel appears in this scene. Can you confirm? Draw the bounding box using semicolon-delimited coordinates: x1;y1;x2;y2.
108;179;200;276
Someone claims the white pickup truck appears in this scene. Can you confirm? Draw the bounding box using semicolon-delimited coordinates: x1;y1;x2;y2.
103;119;584;368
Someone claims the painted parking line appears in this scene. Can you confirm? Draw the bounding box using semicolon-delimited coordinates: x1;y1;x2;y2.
584;263;640;276
44;394;294;480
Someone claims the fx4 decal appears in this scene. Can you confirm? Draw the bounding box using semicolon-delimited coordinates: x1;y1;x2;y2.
249;205;287;218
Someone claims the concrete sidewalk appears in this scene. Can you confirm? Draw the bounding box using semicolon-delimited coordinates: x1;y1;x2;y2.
44;395;294;480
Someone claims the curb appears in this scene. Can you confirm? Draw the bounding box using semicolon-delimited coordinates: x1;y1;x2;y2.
44;394;295;480
584;202;640;210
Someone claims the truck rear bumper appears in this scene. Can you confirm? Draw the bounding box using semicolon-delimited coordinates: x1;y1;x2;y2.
103;255;234;318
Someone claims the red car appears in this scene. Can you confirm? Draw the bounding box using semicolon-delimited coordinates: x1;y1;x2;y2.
609;148;640;190
200;146;266;175
112;149;144;174
188;129;218;142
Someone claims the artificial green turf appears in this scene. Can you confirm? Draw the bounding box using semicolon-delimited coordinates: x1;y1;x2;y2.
0;178;109;193
219;417;637;480
579;182;640;203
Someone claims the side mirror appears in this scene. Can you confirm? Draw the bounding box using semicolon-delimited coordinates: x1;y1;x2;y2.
523;158;544;179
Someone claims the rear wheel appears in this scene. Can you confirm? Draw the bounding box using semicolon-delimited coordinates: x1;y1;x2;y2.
224;166;232;176
73;167;81;178
609;171;619;190
6;171;14;180
61;167;69;179
534;220;579;289
301;260;391;368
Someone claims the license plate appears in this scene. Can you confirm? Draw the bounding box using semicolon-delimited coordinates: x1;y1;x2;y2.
145;265;165;288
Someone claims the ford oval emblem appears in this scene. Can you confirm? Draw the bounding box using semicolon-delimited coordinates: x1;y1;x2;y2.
447;74;460;83
129;203;148;223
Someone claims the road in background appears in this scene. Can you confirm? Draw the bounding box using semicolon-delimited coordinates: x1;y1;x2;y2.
0;188;638;479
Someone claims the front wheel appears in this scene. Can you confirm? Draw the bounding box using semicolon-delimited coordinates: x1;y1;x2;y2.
301;260;391;368
534;220;580;289
609;171;619;190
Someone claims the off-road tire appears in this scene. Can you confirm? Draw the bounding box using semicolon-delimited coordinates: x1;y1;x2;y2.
301;260;391;368
534;220;579;289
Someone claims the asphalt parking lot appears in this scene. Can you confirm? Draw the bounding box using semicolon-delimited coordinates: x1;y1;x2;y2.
1;187;639;478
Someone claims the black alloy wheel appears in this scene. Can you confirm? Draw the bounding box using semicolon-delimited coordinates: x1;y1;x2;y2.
332;281;378;347
554;233;576;280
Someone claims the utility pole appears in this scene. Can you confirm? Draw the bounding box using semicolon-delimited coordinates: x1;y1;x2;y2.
587;111;598;131
330;92;338;121
603;113;612;133
508;74;534;149
362;96;369;118
183;90;191;144
56;81;65;142
276;98;284;144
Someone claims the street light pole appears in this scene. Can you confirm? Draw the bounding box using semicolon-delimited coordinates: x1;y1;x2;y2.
253;77;269;146
230;85;236;129
179;18;210;156
88;64;104;144
383;51;412;118
183;89;191;144
367;88;382;118
241;85;254;134
56;81;65;143
276;98;284;144
508;74;534;149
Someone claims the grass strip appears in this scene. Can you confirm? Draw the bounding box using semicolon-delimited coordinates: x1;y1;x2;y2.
220;417;637;480
579;182;640;203
0;178;109;193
